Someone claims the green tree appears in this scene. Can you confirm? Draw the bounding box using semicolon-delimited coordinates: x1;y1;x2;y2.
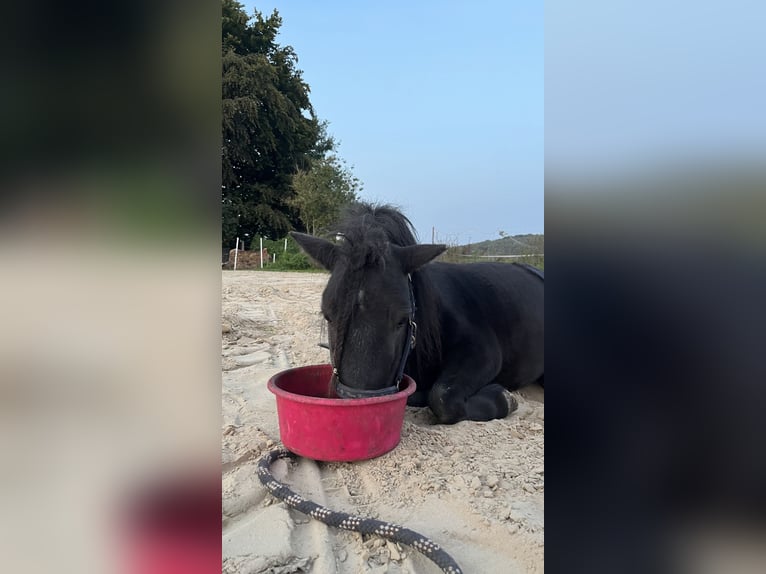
222;1;320;246
291;155;361;235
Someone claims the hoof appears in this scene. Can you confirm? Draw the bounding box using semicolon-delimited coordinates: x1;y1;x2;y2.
503;390;519;415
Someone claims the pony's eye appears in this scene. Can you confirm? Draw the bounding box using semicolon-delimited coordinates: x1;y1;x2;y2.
397;317;409;328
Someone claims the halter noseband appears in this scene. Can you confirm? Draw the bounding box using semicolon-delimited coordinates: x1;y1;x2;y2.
332;274;417;399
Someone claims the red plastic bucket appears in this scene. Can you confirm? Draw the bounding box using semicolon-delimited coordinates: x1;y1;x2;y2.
268;364;416;462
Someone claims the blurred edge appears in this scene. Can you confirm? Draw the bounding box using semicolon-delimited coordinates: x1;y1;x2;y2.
0;2;221;574
546;1;766;573
546;174;766;574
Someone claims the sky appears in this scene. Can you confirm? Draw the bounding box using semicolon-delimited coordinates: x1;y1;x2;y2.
242;1;543;244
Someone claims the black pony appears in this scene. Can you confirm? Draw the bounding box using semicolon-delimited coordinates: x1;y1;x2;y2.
291;203;544;424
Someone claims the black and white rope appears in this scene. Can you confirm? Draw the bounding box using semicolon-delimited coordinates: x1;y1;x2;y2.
257;448;464;574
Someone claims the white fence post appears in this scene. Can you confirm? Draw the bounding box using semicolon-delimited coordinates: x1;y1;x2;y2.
260;237;264;269
233;237;239;270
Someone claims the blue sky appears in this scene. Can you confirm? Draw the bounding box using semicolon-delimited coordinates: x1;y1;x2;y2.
242;1;543;243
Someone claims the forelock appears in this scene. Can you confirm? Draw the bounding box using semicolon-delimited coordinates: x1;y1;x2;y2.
337;227;389;272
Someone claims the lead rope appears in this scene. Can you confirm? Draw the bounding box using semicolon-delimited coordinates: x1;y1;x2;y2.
257;448;464;574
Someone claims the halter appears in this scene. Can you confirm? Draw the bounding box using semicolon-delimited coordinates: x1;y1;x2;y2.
332;274;417;399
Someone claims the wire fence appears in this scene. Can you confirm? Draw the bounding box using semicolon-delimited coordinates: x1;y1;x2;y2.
223;233;545;271
441;249;544;269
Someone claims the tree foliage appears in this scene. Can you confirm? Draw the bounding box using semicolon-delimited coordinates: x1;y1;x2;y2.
222;1;320;246
291;155;362;235
221;1;362;246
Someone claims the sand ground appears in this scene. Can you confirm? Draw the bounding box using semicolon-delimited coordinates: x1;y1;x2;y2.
222;271;544;574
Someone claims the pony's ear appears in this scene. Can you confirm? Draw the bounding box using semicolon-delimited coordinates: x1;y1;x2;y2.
391;244;447;273
290;232;338;271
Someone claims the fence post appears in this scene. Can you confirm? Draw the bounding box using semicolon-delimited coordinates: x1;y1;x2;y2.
233;237;239;270
260;237;264;269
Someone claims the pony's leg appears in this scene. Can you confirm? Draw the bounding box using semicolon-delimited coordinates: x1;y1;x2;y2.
465;383;518;421
428;353;511;423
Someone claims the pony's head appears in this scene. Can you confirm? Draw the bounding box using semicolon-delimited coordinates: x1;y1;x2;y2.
290;205;445;397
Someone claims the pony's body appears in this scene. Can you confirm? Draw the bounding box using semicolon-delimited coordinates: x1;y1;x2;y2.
405;261;544;419
291;203;544;424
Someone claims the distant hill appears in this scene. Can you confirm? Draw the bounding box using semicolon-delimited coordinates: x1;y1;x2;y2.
462;234;544;256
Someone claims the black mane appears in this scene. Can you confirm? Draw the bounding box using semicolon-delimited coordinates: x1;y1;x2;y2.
329;202;442;380
333;203;418;270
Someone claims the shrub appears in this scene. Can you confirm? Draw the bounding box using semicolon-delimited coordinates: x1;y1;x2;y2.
260;235;320;271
